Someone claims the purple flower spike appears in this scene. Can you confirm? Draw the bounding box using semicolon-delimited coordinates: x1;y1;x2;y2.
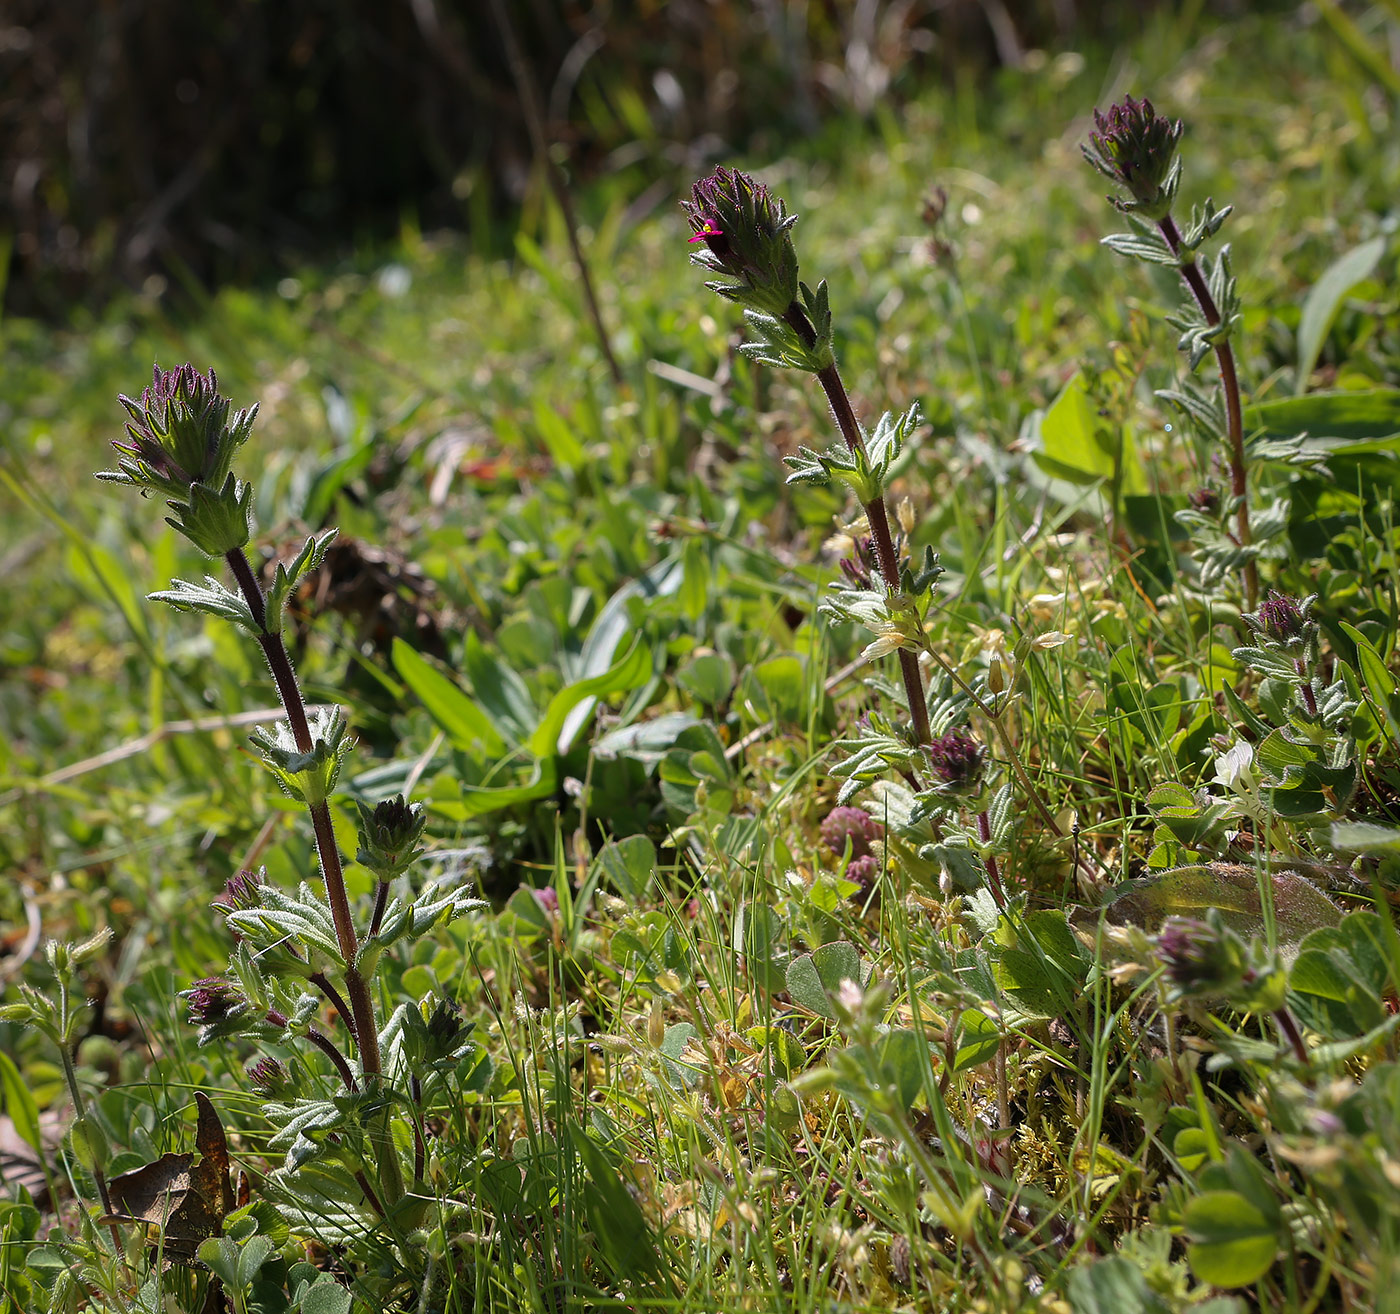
183;977;246;1027
107;363;255;499
1251;591;1307;646
1156;915;1245;998
680;166;800;316
246;1056;290;1096
925;731;986;793
216;868;265;912
1082;94;1184;220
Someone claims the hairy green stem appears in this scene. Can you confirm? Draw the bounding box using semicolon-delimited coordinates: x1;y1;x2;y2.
1157;215;1259;611
782;303;933;745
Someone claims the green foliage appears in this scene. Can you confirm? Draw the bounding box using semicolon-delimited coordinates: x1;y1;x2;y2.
8;9;1400;1312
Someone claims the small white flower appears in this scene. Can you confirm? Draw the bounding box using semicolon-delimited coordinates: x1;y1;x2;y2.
1213;740;1256;793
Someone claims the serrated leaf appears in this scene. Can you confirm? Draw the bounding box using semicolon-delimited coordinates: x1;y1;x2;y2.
149;576;258;633
1102;231;1178;265
265;529;338;632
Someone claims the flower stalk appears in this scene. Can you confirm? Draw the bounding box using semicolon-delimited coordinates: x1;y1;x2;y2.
1156;214;1257;610
782;300;933;745
98;364;421;1211
222;547;384;1079
683;167;931;745
1084;96;1258;610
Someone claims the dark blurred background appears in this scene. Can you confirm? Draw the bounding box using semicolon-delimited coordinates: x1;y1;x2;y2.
3;0;1224;320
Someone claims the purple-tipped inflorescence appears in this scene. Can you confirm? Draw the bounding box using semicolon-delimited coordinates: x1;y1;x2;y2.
1082;95;1183;220
681;167;801;316
925;730;986;794
106;364;256;500
102;362;258;555
838;535;876;590
1250;591;1307;646
216;868;265;913
246;1056;290;1096
1188;487;1220;514
821;806;882;885
1156;915;1244;998
183;977;246;1027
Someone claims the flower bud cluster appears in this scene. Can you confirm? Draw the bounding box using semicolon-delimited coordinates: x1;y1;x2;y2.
924;731;986;797
99;364;258;555
355;795;427;881
1244;591;1316;652
1155;910;1287;1013
682;167;800;318
1082;95;1183;221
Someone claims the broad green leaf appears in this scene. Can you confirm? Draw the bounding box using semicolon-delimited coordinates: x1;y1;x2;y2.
1173;1126;1212;1174
568;1128;669;1288
990;910;1089;1018
563;555;683;685
596;834;656;900
1247;389;1400;445
68;540;151;643
525;639;652;757
429;757;557;821
391;639;504;757
954;1009;1002;1071
785;940;863;1019
677;651;735;709
533;400;587;471
1289;911;1391;1038
746;1026;806;1078
1184;1190;1279;1288
555;557;683;747
738;901;788;994
298;1280;354;1314
1341;620;1396;688
592;711;701;766
659;1022;702;1088
679;536;709;621
462;630;535;742
1296;236;1386;393
1332;820;1400;852
872;1028;928;1111
1103;864;1341;944
751;655;807;724
1032;370;1147;493
0;1052;40;1156
1067;1255;1170;1314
